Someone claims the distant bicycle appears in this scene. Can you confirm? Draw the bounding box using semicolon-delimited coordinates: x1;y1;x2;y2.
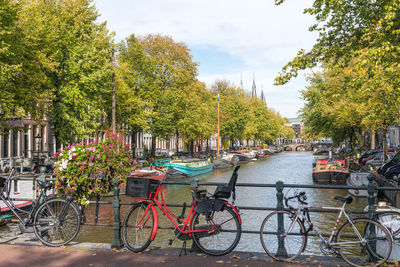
122;166;242;256
0;169;81;246
260;191;392;267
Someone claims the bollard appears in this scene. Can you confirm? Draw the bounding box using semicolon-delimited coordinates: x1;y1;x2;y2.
95;192;100;224
111;183;122;249
276;181;288;258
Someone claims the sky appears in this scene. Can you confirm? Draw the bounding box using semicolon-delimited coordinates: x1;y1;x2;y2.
94;0;318;118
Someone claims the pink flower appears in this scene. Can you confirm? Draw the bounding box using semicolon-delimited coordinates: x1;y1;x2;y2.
82;162;86;165
56;184;61;188
72;155;76;159
89;163;94;167
92;188;95;191
86;152;90;156
54;152;59;157
133;159;137;164
97;154;101;159
90;156;94;160
68;145;71;150
71;188;74;192
76;162;80;166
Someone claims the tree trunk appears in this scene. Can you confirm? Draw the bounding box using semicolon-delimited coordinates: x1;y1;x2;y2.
132;132;137;158
151;134;156;157
383;128;388;160
206;138;209;153
357;128;364;153
371;129;375;150
175;130;179;153
190;140;194;155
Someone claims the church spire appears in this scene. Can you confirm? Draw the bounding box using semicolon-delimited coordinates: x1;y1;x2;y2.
260;84;265;102
251;72;256;97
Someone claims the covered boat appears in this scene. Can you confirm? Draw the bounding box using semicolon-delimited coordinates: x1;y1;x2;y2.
312;159;350;184
346;172;375;197
164;158;213;177
213;158;233;169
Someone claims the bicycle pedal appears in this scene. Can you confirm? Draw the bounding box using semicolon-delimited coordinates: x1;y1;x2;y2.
168;239;173;245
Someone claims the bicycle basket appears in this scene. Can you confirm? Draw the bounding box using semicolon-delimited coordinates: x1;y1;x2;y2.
125;170;163;199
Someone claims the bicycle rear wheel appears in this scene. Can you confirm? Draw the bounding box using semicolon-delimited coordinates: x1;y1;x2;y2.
260;210;306;261
122;202;155;252
336;218;392;267
191;205;241;256
33;198;81;247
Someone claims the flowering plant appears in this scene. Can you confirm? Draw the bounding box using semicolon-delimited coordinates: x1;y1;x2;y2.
53;131;136;205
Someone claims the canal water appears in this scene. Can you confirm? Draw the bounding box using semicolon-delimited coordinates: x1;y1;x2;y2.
74;151;369;254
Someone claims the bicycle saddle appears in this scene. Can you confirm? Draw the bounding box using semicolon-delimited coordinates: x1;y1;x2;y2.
37;180;54;190
334;195;353;204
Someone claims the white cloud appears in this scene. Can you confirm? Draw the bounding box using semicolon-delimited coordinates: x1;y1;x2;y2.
94;0;318;117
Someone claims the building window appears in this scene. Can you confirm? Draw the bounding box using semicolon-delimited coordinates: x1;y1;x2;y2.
13;130;18;157
3;134;9;158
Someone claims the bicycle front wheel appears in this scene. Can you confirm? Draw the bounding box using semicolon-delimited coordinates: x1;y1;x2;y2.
122;202;155;252
191;205;241;256
33;198;81;247
336;218;392;267
378;211;400;238
260;210;306;261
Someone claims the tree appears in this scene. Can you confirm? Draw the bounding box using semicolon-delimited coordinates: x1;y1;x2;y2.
119;34;198;156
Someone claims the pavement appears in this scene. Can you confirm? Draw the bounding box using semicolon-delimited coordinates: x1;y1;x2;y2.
0;223;346;267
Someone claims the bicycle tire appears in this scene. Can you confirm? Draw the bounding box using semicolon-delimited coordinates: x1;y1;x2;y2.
260;210;306;261
122;202;155;252
33;198;81;247
336;218;392;267
377;211;400;238
191;204;241;256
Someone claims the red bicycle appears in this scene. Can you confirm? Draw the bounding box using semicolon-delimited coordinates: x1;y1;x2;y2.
122;166;242;256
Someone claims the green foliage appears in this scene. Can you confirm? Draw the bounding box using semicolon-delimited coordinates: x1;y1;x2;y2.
54;131;136;205
276;0;400;145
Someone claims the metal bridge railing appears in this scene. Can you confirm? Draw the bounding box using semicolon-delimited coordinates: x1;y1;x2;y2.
3;174;400;254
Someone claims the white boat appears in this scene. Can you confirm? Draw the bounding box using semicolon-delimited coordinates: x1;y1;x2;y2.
346;172;376;197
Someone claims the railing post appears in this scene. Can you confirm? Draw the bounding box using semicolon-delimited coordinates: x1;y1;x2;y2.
367;174;377;261
111;183;122;249
367;174;376;219
276;181;288;258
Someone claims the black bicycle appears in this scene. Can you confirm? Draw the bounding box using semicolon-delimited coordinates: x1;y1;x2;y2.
0;169;81;246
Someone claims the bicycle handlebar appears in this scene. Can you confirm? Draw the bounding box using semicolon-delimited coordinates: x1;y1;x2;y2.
284;191;308;208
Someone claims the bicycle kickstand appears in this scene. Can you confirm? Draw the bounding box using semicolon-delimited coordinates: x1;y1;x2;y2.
179;240;187;256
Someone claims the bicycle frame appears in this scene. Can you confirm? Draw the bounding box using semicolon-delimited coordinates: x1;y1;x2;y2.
135;182;241;242
288;202;365;248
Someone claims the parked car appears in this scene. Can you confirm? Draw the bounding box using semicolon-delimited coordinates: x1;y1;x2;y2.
384;162;400;181
364;153;394;170
377;150;400;175
358;149;383;164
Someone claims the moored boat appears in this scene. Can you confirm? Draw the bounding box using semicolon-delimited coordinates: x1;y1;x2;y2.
164;158;213;177
346;172;376;197
312;159;350;184
213;158;233;169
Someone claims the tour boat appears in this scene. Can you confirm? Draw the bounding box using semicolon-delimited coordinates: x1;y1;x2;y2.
312;159;350;184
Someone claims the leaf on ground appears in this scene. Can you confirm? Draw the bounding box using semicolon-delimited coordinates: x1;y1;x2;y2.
216;260;224;263
232;255;240;259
